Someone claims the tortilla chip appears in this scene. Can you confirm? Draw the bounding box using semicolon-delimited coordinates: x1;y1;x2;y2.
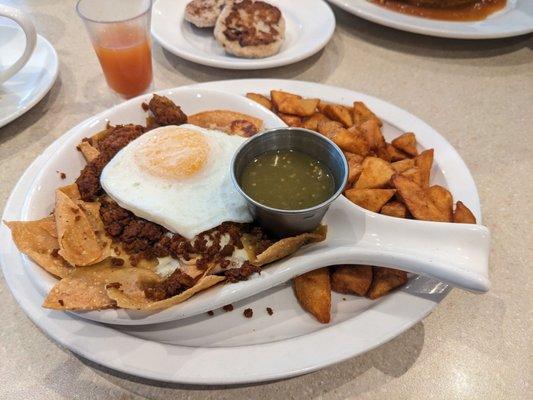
55;190;103;266
391;132;418;157
331;265;372;296
344;188;396;213
391;174;448;222
380;201;408;219
293;268;331;323
5;218;72;278
89;126;114;149
453;201;477;224
58;184;81;201
414;149;434;188
43;262;162;310
354;157;395;189
322;104;353;127
187;110;263;136
107;274;226;311
78;141;100;162
367;267;408;300
246;93;272;110
427;185;453;222
252;226;327;266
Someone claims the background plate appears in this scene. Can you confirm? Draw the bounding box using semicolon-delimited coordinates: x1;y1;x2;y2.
0;79;482;384
328;0;533;39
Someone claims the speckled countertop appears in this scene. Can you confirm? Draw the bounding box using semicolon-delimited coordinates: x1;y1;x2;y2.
0;1;531;399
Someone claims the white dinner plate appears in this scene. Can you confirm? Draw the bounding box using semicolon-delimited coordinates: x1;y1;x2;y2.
151;0;336;69
0;79;481;384
0;23;59;128
328;0;533;39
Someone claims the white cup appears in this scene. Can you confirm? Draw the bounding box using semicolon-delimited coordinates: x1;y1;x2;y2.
0;5;37;84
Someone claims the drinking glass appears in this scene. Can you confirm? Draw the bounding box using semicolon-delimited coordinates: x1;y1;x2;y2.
77;0;153;99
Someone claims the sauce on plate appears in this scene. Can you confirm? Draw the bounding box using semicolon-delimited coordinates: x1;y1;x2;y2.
371;0;507;21
240;149;335;210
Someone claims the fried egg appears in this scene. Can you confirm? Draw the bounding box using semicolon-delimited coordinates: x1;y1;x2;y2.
101;124;252;239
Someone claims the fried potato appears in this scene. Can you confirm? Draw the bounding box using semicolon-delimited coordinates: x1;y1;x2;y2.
319;121;370;156
391;174;448;222
401;167;424;187
78;141;100;162
331;265;372;296
344;152;364;186
386;143;409;162
391;132;418;157
391;158;415;173
359;118;386;151
187;110;263;137
427;185;453;222
355;157;395;189
271;90;319;117
5;217;72;279
367;267;408;300
322;104;353;127
301;113;330;131
414;149;434;188
278;113;302;127
55;190;103;266
252;226;327;266
380;201;408;219
353;101;382;127
344;188;396;213
246;93;272;110
453;201;477;224
293;268;331;324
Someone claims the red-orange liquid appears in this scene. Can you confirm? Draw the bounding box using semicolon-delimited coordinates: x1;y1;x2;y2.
93;25;152;99
371;0;507;21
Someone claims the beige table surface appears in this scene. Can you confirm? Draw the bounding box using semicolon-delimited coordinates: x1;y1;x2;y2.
1;1;532;399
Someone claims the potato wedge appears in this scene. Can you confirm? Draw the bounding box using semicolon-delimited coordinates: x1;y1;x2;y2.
271;90;318;117
322;104;353;127
386;143;409;162
353;101;382;127
359;118;386;151
391;174;448;222
414;149;434;188
293;268;331;324
391;158;415;173
427;185;453;222
402;167;424;188
367;267;408;300
344;188;396;213
344;152;364;186
453;201;477;224
301;113;330;131
331;265;372;296
246;93;272;110
319;122;369;156
317;120;344;139
278;113;302;127
355;157;395;189
380;201;408;218
391;132;418;157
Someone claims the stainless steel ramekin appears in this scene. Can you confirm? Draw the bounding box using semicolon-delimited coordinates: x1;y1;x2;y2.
231;127;348;237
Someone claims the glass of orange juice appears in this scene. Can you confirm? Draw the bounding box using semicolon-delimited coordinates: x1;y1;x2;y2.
77;0;153;99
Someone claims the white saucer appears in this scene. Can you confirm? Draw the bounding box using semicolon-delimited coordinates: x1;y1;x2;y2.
151;0;336;69
1;80;481;384
328;0;533;39
0;24;58;128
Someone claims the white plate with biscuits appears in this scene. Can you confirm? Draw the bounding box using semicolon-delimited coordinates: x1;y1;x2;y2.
151;0;336;69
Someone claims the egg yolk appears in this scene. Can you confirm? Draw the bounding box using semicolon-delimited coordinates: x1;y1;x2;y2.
135;128;209;180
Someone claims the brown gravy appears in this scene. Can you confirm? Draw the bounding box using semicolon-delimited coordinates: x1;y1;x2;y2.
371;0;507;22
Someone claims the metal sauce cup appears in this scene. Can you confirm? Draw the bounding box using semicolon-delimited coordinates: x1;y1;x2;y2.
231;127;348;237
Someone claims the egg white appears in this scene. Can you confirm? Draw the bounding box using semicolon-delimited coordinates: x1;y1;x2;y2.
100;124;252;239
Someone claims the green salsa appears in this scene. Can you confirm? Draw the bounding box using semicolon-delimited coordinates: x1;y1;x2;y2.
240;149;335;210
